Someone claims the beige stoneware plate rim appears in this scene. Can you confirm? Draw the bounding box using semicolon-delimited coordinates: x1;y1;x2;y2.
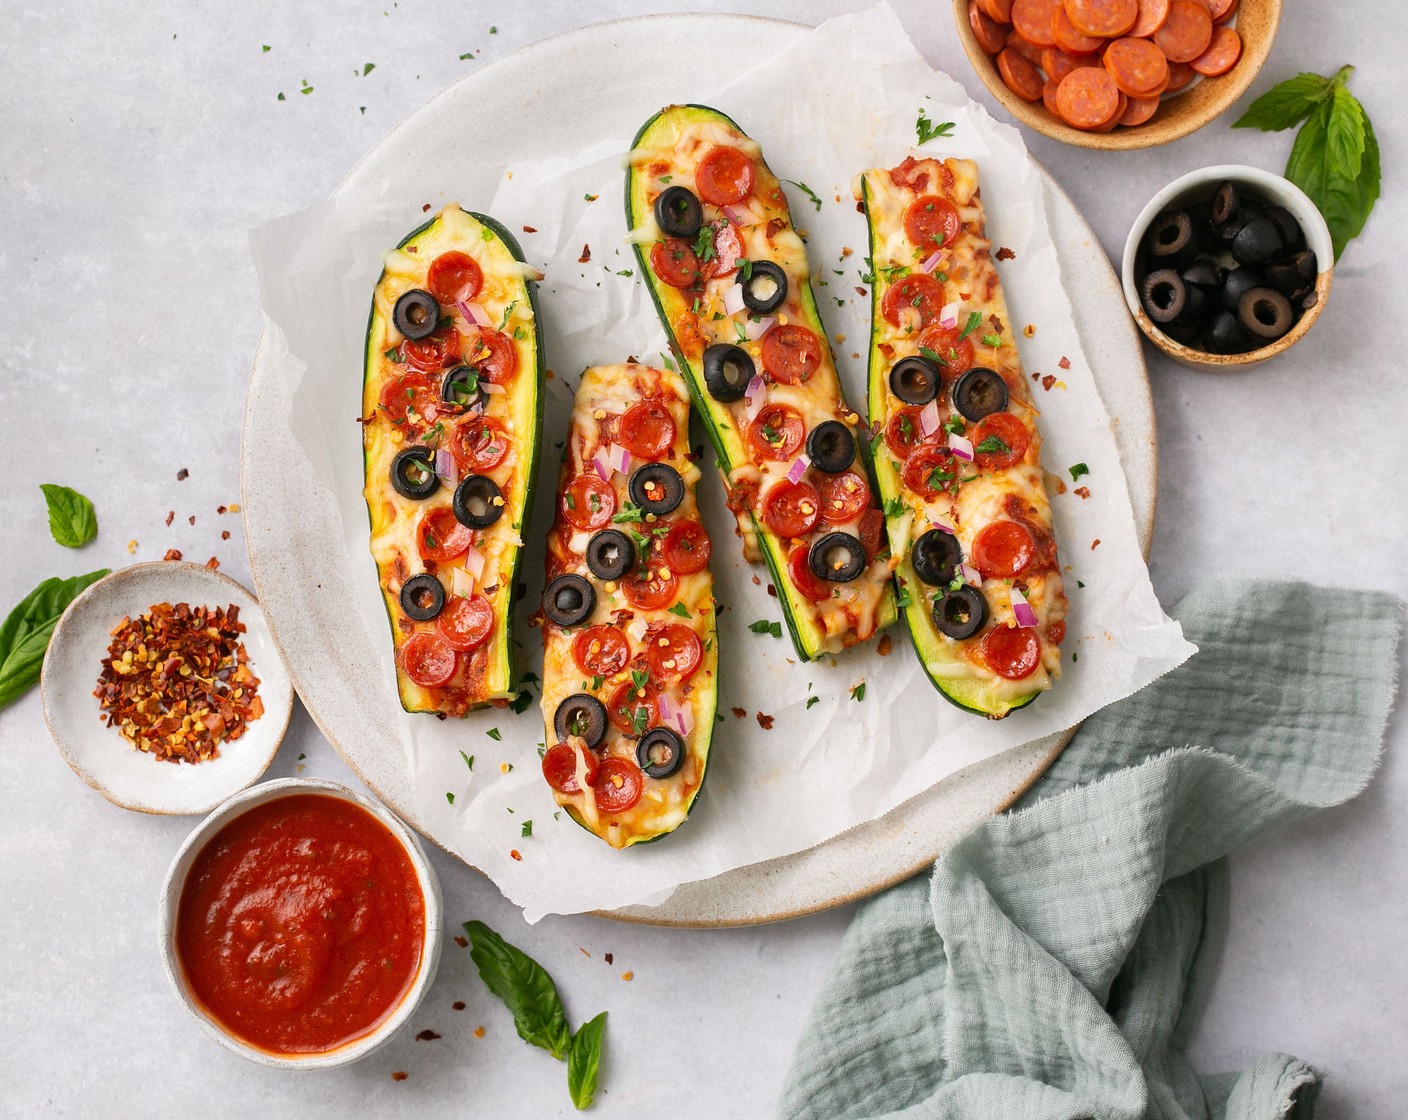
239;12;1156;927
40;561;293;816
156;776;444;1069
951;0;1283;151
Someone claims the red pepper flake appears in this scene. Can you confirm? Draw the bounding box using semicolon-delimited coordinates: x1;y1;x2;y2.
877;634;893;656
188;516;196;526
206;557;220;570
216;505;227;515
756;712;774;730
766;584;777;598
621;971;634;982
453;935;469;948
94;602;263;765
221;530;231;541
1091;538;1101;550
604;952;613;965
1074;487;1091;499
578;947;590;957
452;1001;466;1011
522;225;537;234
578;244;591;264
510;849;522;861
1058;356;1071;370
422;203;432;212
1023;323;1035;338
750;575;761;586
391;1071;408;1082
165;510;175;527
415;1029;441;1041
163;549;183;562
473;1026;486;1039
1041;374;1057;392
854;286;867;298
176;468;189;481
731;706;746;719
996;246;1016;261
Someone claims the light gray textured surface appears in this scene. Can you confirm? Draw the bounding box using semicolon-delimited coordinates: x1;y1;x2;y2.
0;2;1403;1118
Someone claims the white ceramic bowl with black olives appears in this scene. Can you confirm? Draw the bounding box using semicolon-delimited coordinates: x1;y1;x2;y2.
1121;164;1333;371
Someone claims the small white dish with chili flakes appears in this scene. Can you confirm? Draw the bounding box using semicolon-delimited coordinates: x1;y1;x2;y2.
41;561;293;815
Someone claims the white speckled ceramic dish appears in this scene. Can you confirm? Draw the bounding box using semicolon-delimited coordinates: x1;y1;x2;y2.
156;777;443;1069
40;561;292;815
240;14;1156;926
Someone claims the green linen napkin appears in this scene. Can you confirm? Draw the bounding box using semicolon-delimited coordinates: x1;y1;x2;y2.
778;578;1402;1120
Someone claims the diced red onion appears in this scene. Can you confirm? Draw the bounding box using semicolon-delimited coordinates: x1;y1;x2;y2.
744;374;767;422
458;299;491;328
627;617;649;643
1010;587;1038;628
657;693;696;738
948;433;974;462
786;454;810;484
462;545;486;585
918;400;941;437
592;448;613;481
959;562;981;586
919;249;944;274
451;566;476;598
938;301;959;330
744;315;775;341
929;519;955;535
615;447;633;477
434;448;460;487
722;283;746;317
722;202;754;225
480;381;505;395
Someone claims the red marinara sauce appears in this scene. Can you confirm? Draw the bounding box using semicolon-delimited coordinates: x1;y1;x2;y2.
175;794;425;1055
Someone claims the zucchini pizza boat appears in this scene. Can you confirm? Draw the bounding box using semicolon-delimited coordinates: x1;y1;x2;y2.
626;104;896;662
859;157;1068;718
538;362;717;848
362;203;543;715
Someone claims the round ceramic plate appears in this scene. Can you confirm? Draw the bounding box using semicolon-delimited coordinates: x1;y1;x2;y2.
41;561;294;815
240;14;1155;926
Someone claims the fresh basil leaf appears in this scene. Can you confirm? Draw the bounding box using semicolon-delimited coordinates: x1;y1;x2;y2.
567;1011;607;1110
1325;83;1366;179
1233;72;1333;131
1286;92;1380;259
40;484;98;548
0;569;109;709
463;920;572;1060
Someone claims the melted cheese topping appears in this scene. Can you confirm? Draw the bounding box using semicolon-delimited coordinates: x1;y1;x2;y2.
539;364;718;848
630;109;893;657
363;204;539;715
862;159;1068;705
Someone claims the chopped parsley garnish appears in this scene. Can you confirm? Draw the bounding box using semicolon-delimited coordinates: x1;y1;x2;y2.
926;465;954;489
668;601;692;619
361;62;375;76
521;820;533;838
883;495;907;519
981;333;1002;348
850;681;867;702
486;727;501;741
957;311;983;341
915;109;955;145
590;675;604;691
659;351;675;371
612;502;645;524
384;346;403;362
1069;463;1090;481
446;792;455;804
509;691;534;714
783;179;823;212
749;619;783;639
942;413;966;436
976;435;1012;455
806;695;820;709
895;585;913;609
498;300;518;330
630;668;650;692
460;751;474;770
693;224;716;263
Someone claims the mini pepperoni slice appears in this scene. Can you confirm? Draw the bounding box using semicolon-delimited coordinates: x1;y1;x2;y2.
1189;24;1241;76
761;480;821;539
760;324;824;385
971;520;1037;579
622;566;679;611
1064;0;1137;37
1042;48;1095;84
982;625;1042;680
997;48;1045;102
916;325;976;384
882;274;946;332
1210;0;1237;23
1003;28;1045;64
695;146;754;206
1055;67;1122;130
650;238;704;289
401;325;462;372
1103;37;1170;97
973;412;1031;468
572;625;630;677
437;594;495;651
607;680;658;736
904;196;962;251
859;508;885;561
748;404;806;462
461;329;518;385
417;506;474;562
902;445;955;500
562;473;616;531
450;414;509;472
660;520;711;575
1129;0;1170;36
542;742;599;795
402;631;458;688
593;758;645;813
1164;60;1196;92
617;399;676;461
818;471;870;525
1052;5;1104;52
1011;0;1061;47
1118;95;1161;126
644;624;703;683
969;1;1009;55
978;0;1014;20
1042;79;1063;118
789;545;833;603
378;372;438;428
884;406;927;459
1154;0;1212;63
427;251;483;305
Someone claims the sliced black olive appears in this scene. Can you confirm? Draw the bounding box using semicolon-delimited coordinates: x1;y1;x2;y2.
399;573;445;621
1232;216;1284;267
393;289;440;341
808;532;866;583
702;343;754;403
452;474;504;529
585;529;636;582
1261;255;1305;296
390;446;440;500
629;464;684;516
542;574;595;628
636;727;686;778
1203;309;1248;355
1161;319;1204;349
1186;199;1215;244
1219;266;1263;313
889;356;942;405
553;693;608;748
911;529;962;587
1300;289;1320;312
1141;269;1187;325
1179;283;1210;327
933;585;988;640
1238;287;1294;341
1211;180;1241;225
741;261;788;314
806;421;857;474
1144;209;1198;268
1181;259;1225;293
654;185;703;238
951;368;1009;421
1264;205;1305;252
441;365;486;412
1294;249;1318;285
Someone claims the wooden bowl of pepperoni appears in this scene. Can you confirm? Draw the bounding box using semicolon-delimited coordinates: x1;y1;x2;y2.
955;0;1281;148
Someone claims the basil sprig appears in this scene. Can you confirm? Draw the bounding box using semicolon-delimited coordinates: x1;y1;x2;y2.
40;484;98;548
1233;66;1379;259
0;569;109;709
463;921;608;1110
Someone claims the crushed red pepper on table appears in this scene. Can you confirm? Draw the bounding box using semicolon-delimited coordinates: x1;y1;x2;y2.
94;601;263;764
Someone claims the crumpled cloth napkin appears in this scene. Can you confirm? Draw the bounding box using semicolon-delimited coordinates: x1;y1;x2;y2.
777;578;1403;1120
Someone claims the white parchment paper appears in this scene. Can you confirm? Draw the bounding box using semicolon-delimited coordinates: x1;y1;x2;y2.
250;4;1195;921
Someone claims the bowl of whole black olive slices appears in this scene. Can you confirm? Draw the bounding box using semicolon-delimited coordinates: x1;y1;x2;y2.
1121;164;1333;370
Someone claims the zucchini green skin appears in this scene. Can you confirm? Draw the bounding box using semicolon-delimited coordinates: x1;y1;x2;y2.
362;208;544;713
627;105;896;662
860;177;1037;719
